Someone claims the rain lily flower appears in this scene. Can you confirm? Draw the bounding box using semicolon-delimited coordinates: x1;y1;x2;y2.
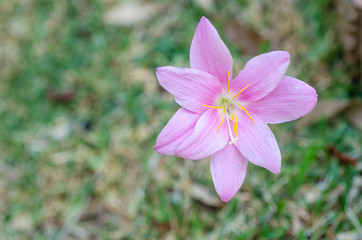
154;17;317;202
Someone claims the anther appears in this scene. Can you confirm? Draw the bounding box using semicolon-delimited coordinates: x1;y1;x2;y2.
232;84;250;100
216;106;225;131
231;113;236;136
235;115;238;137
236;103;254;124
201;104;222;109
226;70;231;94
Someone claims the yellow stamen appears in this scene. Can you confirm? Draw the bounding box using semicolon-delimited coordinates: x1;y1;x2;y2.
232;84;250;100
201;104;222;109
226;70;231;94
235;115;238;137
236;103;254;124
231;113;236;136
216;106;225;131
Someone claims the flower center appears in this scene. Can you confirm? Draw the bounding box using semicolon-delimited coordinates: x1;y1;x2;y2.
219;95;232;107
201;71;254;145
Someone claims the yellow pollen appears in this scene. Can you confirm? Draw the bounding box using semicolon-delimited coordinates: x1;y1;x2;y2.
235;115;238;137
201;104;222;109
216;106;225;131
226;70;231;94
236;103;254;124
231;113;236;136
232;84;250;100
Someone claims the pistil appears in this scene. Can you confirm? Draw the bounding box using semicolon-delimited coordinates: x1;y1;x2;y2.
225;109;238;144
201;72;254;144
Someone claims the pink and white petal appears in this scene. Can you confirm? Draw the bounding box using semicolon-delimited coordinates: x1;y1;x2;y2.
235;112;281;174
154;108;201;156
176;108;229;160
249;76;318;124
190;16;233;88
230;51;290;102
210;144;248;202
156;66;222;113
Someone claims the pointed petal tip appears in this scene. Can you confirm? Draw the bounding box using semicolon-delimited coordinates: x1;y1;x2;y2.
155;67;162;77
313;88;318;97
190;16;233;87
307;85;318;111
156;66;173;74
273;50;290;58
219;193;234;202
271;167;281;174
154;146;175;157
276;50;290;63
153;145;164;155
210;144;248;203
266;161;281;174
266;50;290;65
198;16;212;30
155;66;165;74
200;16;208;22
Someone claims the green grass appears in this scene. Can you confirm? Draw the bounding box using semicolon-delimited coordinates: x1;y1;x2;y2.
0;0;361;239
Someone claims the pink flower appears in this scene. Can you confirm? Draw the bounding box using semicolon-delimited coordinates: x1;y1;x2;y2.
154;17;317;202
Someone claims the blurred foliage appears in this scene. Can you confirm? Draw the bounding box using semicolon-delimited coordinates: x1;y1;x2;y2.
0;0;361;239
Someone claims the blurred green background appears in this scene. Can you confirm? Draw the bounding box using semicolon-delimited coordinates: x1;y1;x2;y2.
0;0;361;239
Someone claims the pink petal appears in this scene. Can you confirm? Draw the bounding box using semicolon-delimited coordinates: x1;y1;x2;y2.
176;108;229;160
190;16;233;88
154;108;200;155
210;144;248;202
235;112;281;174
249;76;318;124
156;66;222;113
230;51;290;102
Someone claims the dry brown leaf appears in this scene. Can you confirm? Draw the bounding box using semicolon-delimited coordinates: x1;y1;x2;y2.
344;101;362;129
328;145;358;166
189;183;223;208
104;1;160;26
296;99;349;130
47;89;75;103
226;20;262;55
